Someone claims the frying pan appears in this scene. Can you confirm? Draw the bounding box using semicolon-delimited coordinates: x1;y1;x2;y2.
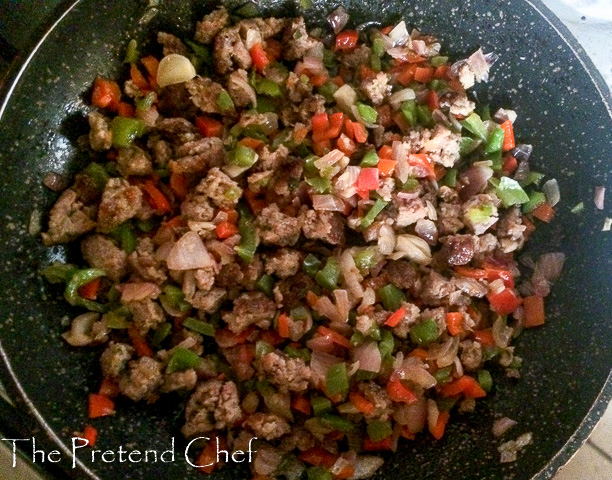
0;0;611;479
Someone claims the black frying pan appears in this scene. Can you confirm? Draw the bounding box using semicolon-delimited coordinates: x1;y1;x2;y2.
0;1;611;479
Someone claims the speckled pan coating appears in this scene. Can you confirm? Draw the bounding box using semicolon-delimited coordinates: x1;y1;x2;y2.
0;1;610;479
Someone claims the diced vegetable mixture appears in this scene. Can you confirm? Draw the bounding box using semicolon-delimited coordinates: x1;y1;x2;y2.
40;5;565;477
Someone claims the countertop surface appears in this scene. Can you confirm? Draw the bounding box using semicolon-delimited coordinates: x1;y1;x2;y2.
0;0;611;479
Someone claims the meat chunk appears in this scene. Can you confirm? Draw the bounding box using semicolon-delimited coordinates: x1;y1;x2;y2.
157;31;189;56
81;234;128;282
264;249;302;279
213;26;252;74
88;111;112;151
170;137;227;175
301;209;345;245
339;45;371;68
440;234;477;266
419;271;454;306
196;167;242;209
227;69;256;108
100;342;134;378
181;193;214;223
460;340;483;371
118;356;163;402
283;18;322;61
278;426;315;453
274;272;316;309
245;413;291;441
237;18;286;40
222;292;276;333
255;204;302;246
116;145;153;177
437;202;464;235
256;352;311;392
497;207;526;253
128;299;165;335
182;380;242;437
254;144;290;172
384;260;418;290
357;382;392;420
462;194;500;235
96;178;142;233
286;72;312;103
186;76;225;114
161;369;198;393
189;287;227;313
391;302;421;339
423;124;461;168
72;173;101;205
128;237;168;283
448;93;476;117
148;136;173;166
394;197;428;227
42;189;96;245
360;72;391;106
194;7;230;44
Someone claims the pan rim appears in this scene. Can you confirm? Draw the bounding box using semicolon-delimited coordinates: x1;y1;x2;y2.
0;1;610;479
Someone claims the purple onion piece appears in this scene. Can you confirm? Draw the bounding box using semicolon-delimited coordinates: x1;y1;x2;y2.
595;186;605;210
511;144;533;162
327;6;349;34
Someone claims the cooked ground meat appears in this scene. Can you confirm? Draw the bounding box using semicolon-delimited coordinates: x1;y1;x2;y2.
81;234;128;282
41;189;96;245
161;369;198;393
214;26;252;74
222;292;276;333
100;342;134;379
440;234;477;266
420;271;454;306
88;112;113;151
283;18;321;61
245;413;291;441
186;76;225;114
360;72;391;106
189;287;227;313
391;302;421;339
157;31;189;56
116;145;153;177
255;204;302;246
358;382;393;421
274;271;316;308
264;248;302;278
170;137;227;175
128;298;165;334
197;167;242;209
227;69;256;108
301;209;345;245
96;178;142;233
256;352;311;392
384;260;418;290
118;356;163;402
460;340;483;371
194;7;230;44
128;237;167;283
182;380;242;437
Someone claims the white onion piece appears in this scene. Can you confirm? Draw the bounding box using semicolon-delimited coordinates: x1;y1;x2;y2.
492;417;517;437
428;335;459;367
156;54;196;88
62;313;100;347
377;224;396;255
412;39;427;56
493;108;518;124
361;287;375;307
228;73;257;108
307;334;337;354
333;84;357;113
314;149;345;171
415;218;438;245
388;20;409;47
595;185;605;210
302;56;327;76
389;88;416;109
333;289;350;323
492;316;514;348
312;194;345;212
335;166;360;199
351;456;385;480
393;234;432;265
467;48;491;83
392;141;411;182
543;179;560;207
313;295;341;323
397;364;437;389
353;340;382;373
394;396;427;432
339;250;364;300
119;282;162;302
351;105;376;128
453;356;464;378
245;28;262;51
427;399;440;433
166;231;214;270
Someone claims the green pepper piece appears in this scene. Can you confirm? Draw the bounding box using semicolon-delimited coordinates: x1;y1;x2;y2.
135;217;159;233
522;191;546;213
166;347;201;373
256;78;283;98
84;162;110;190
111;223;137;254
255;274;275;297
235;1;259;18
571;201;584;214
300;0;313;9
255;340;274;359
183;317;215;337
434;365;452;384
430;55;449;67
377;284;406;311
305;176;332;194
64;268;107;312
477;369;493;392
162;285;191;313
235;204;259;263
111;117;146;148
370;53;382;72
319;413;354;433
487;148;503;171
151;322;172;346
303;155;320;175
410;319;439;346
519;171;545;187
41;262;79;284
485;127;505;154
290;305;310;321
322;49;337;69
402;177;419;192
326;362;349;397
401;100;417;126
440;168;457;188
354;370;377;381
429;79;448;91
360;198;388;229
372;36;385;58
229;144;258;168
217;90;235;113
360;150;379;167
460;112;488;142
483;345;501;362
105;306;131;329
317;81;338;103
354;247;378;273
459;136;481;156
465;204;493;225
378;328;394;358
307;466;333;480
135;91;156;111
184;39;211;64
367;420;393;441
123;39;139;64
416;104;434;128
480;104;492;121
350;331;365;346
311;396;333;416
357;103;378;124
284;346;311;362
496;176;529;207
315;258;341;291
303;254;322;277
437;397;458;412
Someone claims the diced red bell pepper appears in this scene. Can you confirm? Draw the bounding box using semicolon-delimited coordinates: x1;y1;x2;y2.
500;120;515;151
487;288;522;315
356;168;380;192
337;133;356;157
250;43;269;72
299;446;338;468
335;30;359;51
387;378;418;404
88;393;115;419
439;375;487;399
362;436;393;451
195;116;224;138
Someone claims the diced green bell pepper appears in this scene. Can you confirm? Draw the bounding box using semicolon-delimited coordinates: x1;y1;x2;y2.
111;117;145;148
360;150;379;167
496;176;529;207
360;198;388;229
182;317;216;337
367;420;393;441
326;362;349;397
315;258;340;291
477;369;493;392
409;319;439;346
166;347;201;373
377;284;406;311
461;112;488;142
64;268;107;312
357;102;378;124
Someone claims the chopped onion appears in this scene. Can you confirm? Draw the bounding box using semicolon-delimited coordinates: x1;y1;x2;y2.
156;54;196;88
361;287;375;307
228;73;256;108
511;143;532;162
353;340;382;373
453;277;488;297
453;356;464;378
154;240;174;262
415;218;438;245
392;141;411;182
492;316;514;348
333;84;357;113
327;6;349;34
43;172;68;191
396;362;437;389
458;164;493;200
119;282;162;302
542;179;560;207
136;105;159;127
351;456;385;480
389;88;416;109
314;149;346;172
377;224;395;255
339;250;364;300
427;335;459;367
493;108;518;124
427;399;439;433
393;234;432;265
166;231;214;271
333;289;350;323
335;166;360;199
425;200;438;221
245;28;262;51
351;105;376;128
388;20;409;47
62;312;100;347
412;39;427;56
492;417;517;437
312;295;341;323
467;48;491;83
302;56;327;76
310;350;342;385
603;218;612;232
312;194;345;212
595;185;605;210
394;396;427;433
307;334;337;354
